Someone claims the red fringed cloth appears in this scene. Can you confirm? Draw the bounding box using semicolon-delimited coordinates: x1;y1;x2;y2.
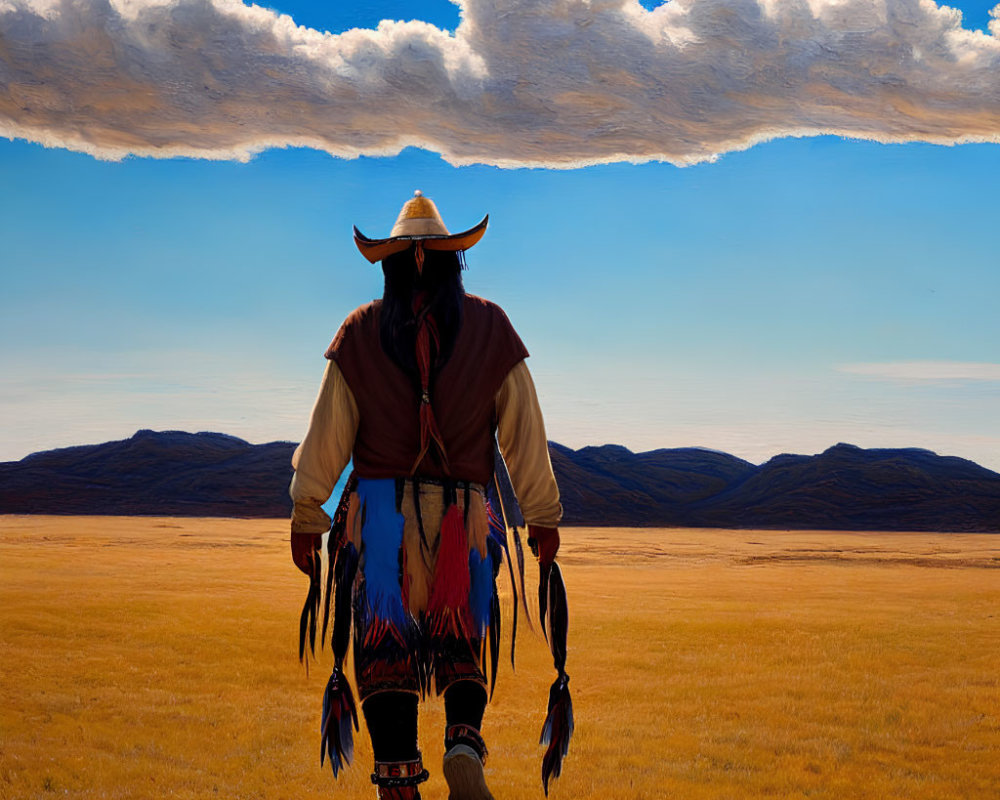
426;503;473;642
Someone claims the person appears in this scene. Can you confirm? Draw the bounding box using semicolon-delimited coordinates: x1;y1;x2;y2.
289;191;563;800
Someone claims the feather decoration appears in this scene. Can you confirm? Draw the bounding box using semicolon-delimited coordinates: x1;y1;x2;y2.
320;664;359;778
545;562;570;673
332;542;358;664
346;490;362;549
486;489;519;667
540;673;573;796
493;437;575;792
539;561;573;794
298;538;322;671
357;479;409;644
488;587;501;700
323;472;358;645
492;440;525;527
485;533;503;699
492;442;534;632
427;504;472;640
469;539;494;638
319;541;360;776
511;525;533;631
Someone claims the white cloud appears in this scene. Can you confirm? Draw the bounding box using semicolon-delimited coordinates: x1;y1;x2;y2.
0;0;998;166
837;361;1000;382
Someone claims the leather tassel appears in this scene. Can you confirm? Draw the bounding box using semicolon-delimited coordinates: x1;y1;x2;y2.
320;664;359;778
538;562;550;646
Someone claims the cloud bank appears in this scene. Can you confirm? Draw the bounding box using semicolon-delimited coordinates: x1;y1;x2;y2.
1;0;999;166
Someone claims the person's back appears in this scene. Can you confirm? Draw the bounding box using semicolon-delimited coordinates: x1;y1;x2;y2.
328;293;527;484
289;192;562;800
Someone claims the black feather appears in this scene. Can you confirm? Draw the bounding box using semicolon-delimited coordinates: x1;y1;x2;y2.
298;550;321;672
539;674;573;795
489;583;501;700
489;475;521;667
511;525;534;631
538;562;572;792
323;472;357;645
332;543;359;664
320;665;359;777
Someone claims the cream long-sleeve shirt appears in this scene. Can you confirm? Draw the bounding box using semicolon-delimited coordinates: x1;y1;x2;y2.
290;359;562;534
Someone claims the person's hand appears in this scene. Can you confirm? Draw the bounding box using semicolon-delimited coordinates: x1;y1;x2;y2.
291;531;323;576
527;525;560;567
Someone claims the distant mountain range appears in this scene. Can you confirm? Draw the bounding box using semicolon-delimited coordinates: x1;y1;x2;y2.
1;430;998;531
0;430;294;517
551;441;1000;531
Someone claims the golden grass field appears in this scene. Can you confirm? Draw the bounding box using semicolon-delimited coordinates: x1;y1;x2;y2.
1;516;998;800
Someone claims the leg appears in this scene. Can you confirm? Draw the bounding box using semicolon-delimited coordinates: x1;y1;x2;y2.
363;692;428;800
442;680;494;800
444;680;488;751
445;680;487;730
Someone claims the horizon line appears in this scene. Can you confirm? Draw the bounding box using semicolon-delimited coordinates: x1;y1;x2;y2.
6;427;996;476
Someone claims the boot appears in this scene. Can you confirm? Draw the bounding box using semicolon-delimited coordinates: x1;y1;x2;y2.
443;724;495;800
372;755;429;800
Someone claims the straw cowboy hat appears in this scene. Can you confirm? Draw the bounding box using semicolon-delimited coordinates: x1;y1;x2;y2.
353;191;488;264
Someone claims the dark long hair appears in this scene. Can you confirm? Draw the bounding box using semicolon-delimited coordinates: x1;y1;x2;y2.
379;246;465;379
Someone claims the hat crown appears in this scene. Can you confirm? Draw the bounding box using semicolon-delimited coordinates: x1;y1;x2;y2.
353;190;488;264
389;191;450;238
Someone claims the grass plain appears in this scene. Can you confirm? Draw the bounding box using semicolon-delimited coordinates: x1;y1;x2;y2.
1;516;998;800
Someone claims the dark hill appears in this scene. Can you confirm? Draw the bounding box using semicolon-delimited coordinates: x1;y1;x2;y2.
680;442;1000;532
0;430;295;516
551;443;757;525
1;432;998;531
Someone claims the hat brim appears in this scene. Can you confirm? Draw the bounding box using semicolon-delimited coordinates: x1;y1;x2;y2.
353;215;489;264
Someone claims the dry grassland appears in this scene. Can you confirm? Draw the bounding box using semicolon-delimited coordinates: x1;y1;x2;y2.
1;517;998;800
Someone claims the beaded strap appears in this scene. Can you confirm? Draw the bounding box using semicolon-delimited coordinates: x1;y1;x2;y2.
371;755;430;788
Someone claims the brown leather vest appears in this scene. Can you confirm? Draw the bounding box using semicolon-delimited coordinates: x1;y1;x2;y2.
326;294;528;485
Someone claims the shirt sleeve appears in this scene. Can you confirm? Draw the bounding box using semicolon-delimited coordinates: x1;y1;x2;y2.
495;360;563;527
289;360;359;534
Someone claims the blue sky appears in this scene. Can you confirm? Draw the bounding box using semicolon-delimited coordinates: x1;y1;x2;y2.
2;0;999;471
